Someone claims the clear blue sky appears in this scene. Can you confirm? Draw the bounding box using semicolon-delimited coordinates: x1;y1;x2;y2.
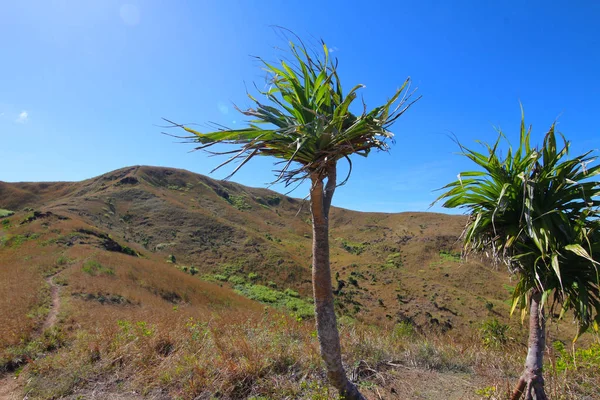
2;1;599;213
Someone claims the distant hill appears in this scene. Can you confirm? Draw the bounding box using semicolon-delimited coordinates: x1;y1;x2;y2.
1;165;595;399
1;165;518;332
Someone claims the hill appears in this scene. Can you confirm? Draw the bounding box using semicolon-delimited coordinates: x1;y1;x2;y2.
0;166;597;399
0;166;512;332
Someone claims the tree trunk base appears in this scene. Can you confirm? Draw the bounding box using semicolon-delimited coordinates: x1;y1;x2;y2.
340;380;366;400
510;373;547;400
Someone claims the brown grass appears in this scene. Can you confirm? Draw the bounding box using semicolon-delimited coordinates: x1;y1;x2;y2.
1;167;598;399
17;313;600;399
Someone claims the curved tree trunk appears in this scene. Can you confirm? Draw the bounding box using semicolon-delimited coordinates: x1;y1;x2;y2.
510;289;548;400
309;165;365;400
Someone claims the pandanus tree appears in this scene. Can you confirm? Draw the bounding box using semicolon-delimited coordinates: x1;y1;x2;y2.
435;113;600;400
164;38;419;399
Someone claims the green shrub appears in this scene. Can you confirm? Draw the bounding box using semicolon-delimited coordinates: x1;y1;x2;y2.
82;260;114;276
237;284;279;303
228;195;252;211
56;256;70;266
475;386;498;399
228;275;246;285
552;341;600;373
392;321;416;339
283;288;299;298
234;284;313;320
340;239;366;255
385;252;404;269
0;209;14;218
1;233;40;248
439;250;461;262
212;274;229;282
480;318;509;347
266;195;281;206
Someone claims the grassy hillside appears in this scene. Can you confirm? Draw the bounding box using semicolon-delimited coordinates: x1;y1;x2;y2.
0;166;598;399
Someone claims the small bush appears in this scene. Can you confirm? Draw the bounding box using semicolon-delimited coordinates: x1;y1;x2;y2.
283;288;299;298
0;209;14;218
234;284;314;320
480;318;509;348
56;256;69;266
1;233;40;248
439;250;461;262
228;195;252;211
392;321;416;339
212;274;229;282
238;284;280;303
228;275;246;285
340;239;366;255
552;341;600;373
384;252;403;269
266;195;281;206
82;260;115;276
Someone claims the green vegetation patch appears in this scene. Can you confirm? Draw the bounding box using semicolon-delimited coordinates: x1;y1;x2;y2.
552;341;600;373
257;195;282;207
339;239;367;255
0;209;14;218
0;233;41;248
480;318;510;348
227;194;252;211
234;284;314;320
392;321;416;339
82;260;115;276
0;327;66;372
72;292;135;306
439;250;461;262
384;252;404;269
176;265;199;276
228;275;246;285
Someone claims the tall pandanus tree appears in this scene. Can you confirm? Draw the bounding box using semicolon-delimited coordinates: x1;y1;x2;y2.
164;38;419;399
434;112;600;400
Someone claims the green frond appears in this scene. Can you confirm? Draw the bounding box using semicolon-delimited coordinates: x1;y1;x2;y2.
166;38;420;186
434;110;600;339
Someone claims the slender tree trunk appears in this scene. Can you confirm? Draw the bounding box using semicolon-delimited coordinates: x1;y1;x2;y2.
309;165;365;400
510;289;548;400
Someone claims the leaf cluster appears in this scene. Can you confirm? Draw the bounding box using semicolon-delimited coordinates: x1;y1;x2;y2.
164;36;419;187
435;109;600;338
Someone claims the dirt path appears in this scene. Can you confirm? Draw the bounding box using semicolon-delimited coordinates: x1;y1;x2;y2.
0;274;62;400
0;377;19;400
42;274;61;331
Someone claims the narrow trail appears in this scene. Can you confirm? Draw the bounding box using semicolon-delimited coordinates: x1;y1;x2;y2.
0;273;62;400
0;377;19;400
42;274;61;331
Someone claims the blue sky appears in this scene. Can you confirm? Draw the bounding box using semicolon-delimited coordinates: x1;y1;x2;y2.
2;1;599;213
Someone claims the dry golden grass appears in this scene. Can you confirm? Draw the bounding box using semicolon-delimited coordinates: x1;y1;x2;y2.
18;312;600;399
1;167;598;399
0;219;61;349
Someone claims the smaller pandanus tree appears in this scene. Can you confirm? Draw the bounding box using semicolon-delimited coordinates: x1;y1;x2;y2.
164;37;419;399
434;111;600;400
